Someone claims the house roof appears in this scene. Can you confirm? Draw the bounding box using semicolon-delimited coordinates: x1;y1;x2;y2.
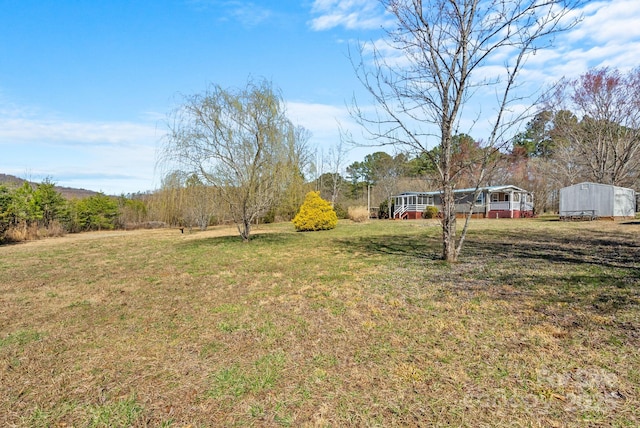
395;185;530;197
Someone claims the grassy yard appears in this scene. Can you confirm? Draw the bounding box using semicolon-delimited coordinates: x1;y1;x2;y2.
1;218;639;427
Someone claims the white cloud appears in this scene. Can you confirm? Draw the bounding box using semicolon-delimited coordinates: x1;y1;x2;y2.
227;2;272;27
549;0;640;74
286;100;380;164
3;146;158;194
287;101;353;144
0;117;158;145
0;106;161;194
187;0;273;27
309;0;390;31
566;0;640;44
357;37;413;68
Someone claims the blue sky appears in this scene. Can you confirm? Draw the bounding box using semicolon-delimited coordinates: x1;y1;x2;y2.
1;1;639;194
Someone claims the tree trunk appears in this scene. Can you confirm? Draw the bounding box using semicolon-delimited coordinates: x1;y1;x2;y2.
441;183;457;262
239;218;251;242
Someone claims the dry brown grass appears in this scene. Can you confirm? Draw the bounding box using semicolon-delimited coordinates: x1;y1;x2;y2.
3;222;40;241
348;206;370;223
1;219;638;426
3;221;67;242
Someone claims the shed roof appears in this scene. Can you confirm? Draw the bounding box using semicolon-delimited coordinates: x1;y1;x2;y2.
561;182;635;192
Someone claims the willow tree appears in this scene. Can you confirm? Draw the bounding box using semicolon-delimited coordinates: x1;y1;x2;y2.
352;0;581;262
162;79;309;241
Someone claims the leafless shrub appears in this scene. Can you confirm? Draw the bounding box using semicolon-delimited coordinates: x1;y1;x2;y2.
4;222;39;241
41;221;66;238
348;206;370;223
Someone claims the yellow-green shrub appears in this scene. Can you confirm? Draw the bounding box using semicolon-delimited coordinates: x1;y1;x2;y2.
423;205;439;219
292;191;338;232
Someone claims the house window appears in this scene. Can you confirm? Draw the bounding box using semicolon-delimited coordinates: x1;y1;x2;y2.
475;193;484;205
513;193;520;202
418;195;434;205
491;193;509;202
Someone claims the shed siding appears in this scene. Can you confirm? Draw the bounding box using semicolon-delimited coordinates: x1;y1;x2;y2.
614;186;636;217
560;182;636;218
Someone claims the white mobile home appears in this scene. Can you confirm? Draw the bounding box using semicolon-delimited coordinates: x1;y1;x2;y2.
559;182;636;220
392;185;534;219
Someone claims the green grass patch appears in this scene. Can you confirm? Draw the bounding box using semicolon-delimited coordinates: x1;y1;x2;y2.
86;396;143;428
207;352;286;400
0;330;43;349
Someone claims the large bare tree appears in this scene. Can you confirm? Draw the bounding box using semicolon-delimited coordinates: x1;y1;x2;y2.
161;79;308;241
351;0;580;261
549;67;640;188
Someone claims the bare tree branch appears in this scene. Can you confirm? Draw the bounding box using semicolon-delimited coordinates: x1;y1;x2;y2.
351;0;581;261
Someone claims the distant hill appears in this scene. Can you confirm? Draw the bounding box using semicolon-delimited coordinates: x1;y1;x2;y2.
0;173;99;199
0;173;24;188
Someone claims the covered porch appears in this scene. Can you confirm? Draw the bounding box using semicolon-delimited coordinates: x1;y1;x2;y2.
393;192;434;220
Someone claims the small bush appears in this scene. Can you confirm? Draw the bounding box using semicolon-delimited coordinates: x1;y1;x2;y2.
3;220;67;242
292;192;338;232
423;206;439;219
260;209;276;224
4;222;39;242
333;204;348;219
40;221;66;238
378;200;393;219
348;206;370;223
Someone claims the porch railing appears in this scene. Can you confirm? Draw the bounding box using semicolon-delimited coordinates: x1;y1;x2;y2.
489;201;510;211
488;201;533;211
393;205;408;218
393;203;430;218
392;197;533;218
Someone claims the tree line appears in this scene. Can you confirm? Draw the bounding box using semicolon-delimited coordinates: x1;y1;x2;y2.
0;180;122;242
3;66;639;245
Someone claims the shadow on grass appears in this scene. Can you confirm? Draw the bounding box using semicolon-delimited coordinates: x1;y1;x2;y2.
335;234;443;261
463;228;640;271
335;226;640;317
337;227;639;270
175;231;299;251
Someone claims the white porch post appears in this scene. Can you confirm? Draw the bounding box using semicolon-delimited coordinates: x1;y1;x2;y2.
510;191;514;218
403;196;407;218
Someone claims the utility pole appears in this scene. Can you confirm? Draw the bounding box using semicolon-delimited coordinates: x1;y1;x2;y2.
367;184;371;219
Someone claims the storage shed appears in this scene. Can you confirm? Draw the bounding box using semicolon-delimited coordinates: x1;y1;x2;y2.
559;182;636;220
